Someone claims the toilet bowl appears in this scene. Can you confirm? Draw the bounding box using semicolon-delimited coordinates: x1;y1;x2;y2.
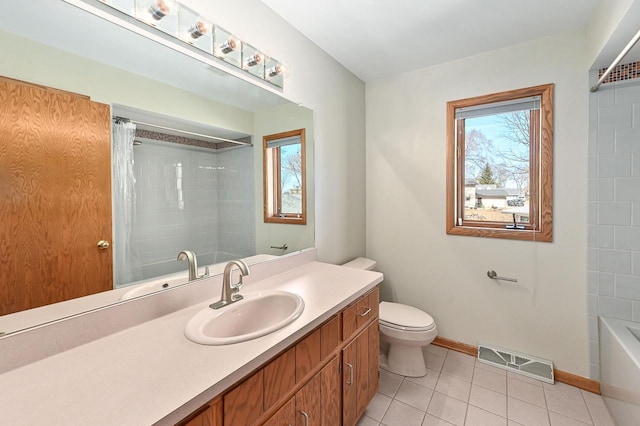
341;257;438;377
379;301;437;377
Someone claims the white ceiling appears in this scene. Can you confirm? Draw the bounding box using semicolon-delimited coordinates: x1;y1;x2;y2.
262;0;602;82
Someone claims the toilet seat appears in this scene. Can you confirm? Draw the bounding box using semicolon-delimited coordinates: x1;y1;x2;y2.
379;301;435;332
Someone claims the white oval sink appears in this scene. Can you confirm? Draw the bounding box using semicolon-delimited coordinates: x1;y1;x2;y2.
184;290;305;345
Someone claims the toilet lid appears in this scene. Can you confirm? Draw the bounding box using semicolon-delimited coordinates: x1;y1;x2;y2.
379;301;435;331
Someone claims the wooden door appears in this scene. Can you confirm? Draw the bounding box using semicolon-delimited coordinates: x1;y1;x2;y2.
355;328;370;419
342;339;357;426
320;355;341;426
263;398;295;426
0;77;113;315
368;320;380;401
295;372;320;426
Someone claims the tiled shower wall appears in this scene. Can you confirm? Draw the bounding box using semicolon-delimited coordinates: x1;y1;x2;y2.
116;140;255;285
587;73;640;379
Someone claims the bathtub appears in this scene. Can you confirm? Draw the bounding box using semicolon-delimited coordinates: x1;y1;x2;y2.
599;317;640;425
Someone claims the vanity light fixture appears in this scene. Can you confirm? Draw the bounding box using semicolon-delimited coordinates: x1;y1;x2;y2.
72;0;288;89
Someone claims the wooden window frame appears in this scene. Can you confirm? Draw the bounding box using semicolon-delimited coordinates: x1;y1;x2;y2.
446;84;553;242
263;129;307;225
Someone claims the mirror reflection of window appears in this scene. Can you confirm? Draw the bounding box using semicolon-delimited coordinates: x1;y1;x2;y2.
263;129;307;224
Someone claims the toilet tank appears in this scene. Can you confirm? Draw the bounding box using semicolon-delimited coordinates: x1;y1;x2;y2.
342;257;377;271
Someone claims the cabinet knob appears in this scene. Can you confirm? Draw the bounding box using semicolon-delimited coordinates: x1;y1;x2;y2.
97;240;110;250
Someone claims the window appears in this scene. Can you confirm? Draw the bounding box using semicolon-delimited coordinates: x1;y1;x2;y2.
446;84;553;242
263;129;307;224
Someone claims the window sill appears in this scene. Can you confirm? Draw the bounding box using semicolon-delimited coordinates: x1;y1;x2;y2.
446;225;552;242
264;216;307;225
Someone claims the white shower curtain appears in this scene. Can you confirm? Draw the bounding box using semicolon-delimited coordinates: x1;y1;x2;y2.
112;120;137;286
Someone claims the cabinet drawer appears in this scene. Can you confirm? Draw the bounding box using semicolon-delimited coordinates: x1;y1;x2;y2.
356;288;378;329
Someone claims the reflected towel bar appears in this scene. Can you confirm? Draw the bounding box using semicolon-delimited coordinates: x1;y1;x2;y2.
487;270;518;283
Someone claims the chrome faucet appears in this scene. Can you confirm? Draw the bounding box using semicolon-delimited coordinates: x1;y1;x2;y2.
177;250;209;281
210;260;250;309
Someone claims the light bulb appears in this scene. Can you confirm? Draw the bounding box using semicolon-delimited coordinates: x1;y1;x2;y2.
245;51;265;67
148;0;177;21
267;63;289;78
219;36;239;54
188;18;211;39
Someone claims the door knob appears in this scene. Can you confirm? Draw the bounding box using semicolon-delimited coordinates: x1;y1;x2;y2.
97;240;110;250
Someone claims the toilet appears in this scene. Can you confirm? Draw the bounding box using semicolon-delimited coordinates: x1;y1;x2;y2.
342;258;438;377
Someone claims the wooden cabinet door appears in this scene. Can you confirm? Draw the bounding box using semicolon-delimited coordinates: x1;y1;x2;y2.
342;338;357;426
368;320;380;401
263;398;295;426
224;370;264;426
0;77;112;315
320;355;341;426
355;328;370;419
295;371;321;426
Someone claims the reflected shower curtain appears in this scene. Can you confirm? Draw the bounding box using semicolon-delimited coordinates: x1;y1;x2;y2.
112;120;136;286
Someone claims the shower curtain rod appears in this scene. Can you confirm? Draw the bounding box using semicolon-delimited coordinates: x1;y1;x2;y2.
591;27;640;92
113;116;252;146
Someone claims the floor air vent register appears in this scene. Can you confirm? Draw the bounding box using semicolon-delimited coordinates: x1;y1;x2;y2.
478;344;554;384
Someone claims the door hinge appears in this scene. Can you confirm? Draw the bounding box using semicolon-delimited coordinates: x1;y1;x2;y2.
338;363;342;374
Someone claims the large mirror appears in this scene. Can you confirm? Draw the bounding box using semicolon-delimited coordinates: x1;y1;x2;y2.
0;0;314;335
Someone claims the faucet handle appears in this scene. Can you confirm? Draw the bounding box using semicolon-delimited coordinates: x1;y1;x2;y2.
198;266;210;279
231;274;243;291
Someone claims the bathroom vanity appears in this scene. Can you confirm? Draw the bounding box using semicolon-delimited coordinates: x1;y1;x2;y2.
0;250;382;425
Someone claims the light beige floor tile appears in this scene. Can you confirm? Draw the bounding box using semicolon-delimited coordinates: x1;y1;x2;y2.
509;422;526;426
469;384;507;417
507;371;543;387
426;351;447;372
508;397;550;426
435;373;472;402
396;380;434;411
364;392;393;422
422;413;456;425
465;405;507;426
427;392;468;426
446;350;476;366
544;389;592;424
357;415;381;426
549;411;591;425
382;400;426;426
586;403;615;426
442;358;475;382
543;382;583;401
407;368;441;390
580;390;605;408
475;360;507;376
426;344;449;357
473;367;507;394
508;377;547;408
379;370;404;397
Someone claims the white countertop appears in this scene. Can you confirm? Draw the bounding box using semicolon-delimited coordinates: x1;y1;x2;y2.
0;261;382;425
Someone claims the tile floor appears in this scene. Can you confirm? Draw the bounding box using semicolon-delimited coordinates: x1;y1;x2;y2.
358;345;616;426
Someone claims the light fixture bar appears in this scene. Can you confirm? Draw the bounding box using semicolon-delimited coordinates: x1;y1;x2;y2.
61;0;286;96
